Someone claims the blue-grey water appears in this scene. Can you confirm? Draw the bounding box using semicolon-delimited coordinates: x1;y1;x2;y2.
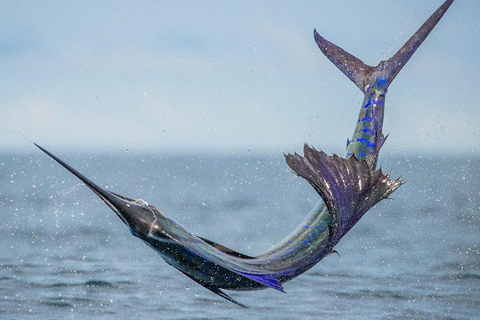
1;151;479;319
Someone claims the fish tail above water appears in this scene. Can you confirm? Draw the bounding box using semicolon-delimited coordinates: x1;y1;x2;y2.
261;0;454;276
314;0;454;94
315;0;454;168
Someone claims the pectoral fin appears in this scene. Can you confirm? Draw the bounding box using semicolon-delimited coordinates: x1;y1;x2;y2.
180;271;248;308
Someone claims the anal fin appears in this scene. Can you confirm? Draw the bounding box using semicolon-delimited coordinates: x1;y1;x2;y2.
235;271;285;293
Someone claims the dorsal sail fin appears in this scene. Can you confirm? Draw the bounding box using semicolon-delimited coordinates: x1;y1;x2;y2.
197;236;256;259
285;145;403;243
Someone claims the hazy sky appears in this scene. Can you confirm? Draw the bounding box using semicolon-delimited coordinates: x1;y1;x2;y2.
2;0;479;156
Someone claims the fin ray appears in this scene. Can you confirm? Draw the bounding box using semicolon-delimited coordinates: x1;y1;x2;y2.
286;145;403;242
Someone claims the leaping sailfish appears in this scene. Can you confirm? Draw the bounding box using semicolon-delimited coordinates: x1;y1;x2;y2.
34;0;454;307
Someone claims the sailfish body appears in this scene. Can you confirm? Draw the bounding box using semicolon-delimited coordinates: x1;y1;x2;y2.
35;0;454;307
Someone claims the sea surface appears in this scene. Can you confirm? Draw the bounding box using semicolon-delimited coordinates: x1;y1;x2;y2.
1;151;479;319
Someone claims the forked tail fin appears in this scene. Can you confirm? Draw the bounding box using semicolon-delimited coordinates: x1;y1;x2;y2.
314;0;454;92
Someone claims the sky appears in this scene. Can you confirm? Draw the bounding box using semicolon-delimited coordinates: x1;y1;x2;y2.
2;0;479;156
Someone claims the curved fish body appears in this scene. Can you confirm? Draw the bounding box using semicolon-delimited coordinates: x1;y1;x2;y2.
248;0;454;280
35;0;454;308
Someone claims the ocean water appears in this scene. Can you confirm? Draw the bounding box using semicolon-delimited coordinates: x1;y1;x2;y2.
1;151;479;319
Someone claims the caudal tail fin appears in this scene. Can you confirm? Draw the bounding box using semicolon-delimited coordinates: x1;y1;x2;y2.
314;0;454;92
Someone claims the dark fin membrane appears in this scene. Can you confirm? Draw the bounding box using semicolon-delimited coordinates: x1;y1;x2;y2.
286;145;403;242
314;0;455;92
198;236;256;260
180;271;248;308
